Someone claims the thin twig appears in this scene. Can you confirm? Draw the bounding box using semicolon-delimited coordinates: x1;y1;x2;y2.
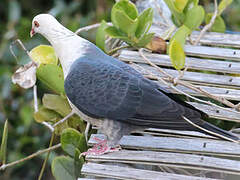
42;122;54;132
194;0;218;45
138;48;240;114
38;133;55;180
108;45;131;56
33;85;54;132
52;110;75;128
75;22;112;35
135;62;237;115
33;85;38;112
10;39;38;66
0;144;61;171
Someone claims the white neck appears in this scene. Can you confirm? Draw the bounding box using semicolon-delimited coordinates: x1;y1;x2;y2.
41;25;94;78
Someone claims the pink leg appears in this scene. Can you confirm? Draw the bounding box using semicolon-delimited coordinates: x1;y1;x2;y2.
80;137;121;157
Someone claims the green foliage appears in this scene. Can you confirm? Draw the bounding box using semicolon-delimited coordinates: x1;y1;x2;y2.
165;0;205;69
96;20;108;52
218;0;233;16
51;155;83;180
34;107;61;123
36;64;65;95
165;0;232;70
0;120;8;165
205;13;226;33
30;45;58;65
30;45;64;94
163;0;185;25
112;6;139;36
171;25;191;46
34;94;86;135
51;128;86;180
174;0;188;12
184;5;205;30
169;39;186;70
204;0;233;33
61;128;87;157
111;0;138;28
96;0;154;50
42;94;71;117
135;8;154;38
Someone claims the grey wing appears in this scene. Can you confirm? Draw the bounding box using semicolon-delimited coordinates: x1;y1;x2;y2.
64;57;142;120
65;56;204;130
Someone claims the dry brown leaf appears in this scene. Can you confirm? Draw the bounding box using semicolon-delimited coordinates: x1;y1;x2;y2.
12;61;38;89
146;36;167;54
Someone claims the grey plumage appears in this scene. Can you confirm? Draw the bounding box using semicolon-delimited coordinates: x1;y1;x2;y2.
64;44;239;146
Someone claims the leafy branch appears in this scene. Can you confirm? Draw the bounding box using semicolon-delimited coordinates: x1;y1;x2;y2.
8;38;88;180
96;0;155;54
164;0;233;70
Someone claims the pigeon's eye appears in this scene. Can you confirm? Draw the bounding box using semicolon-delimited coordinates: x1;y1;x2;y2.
34;21;39;28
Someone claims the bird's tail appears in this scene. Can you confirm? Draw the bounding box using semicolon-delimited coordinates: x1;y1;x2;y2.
182;116;240;143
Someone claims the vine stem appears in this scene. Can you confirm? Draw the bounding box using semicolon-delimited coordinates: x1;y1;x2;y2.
108;45;131;56
0;144;61;171
75;22;112;35
194;0;218;45
38;133;55;180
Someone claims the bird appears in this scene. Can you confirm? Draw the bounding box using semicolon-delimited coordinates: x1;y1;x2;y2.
30;14;239;155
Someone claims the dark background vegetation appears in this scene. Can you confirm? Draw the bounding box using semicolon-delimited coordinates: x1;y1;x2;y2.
0;0;239;179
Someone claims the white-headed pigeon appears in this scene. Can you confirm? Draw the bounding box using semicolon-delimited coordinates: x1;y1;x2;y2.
30;14;239;155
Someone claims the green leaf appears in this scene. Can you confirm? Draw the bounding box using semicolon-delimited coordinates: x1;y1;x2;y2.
51;156;76;180
136;33;154;47
169;39;185;70
96;20;108;52
0;120;8;165
74;149;84;178
205;13;226;33
218;0;233;16
105;26;133;45
184;5;204;30
174;0;189;12
112;0;138;24
36;64;65;94
135;8;154;38
105;26;123;37
67;115;86;133
30;45;58;65
112;9;139;36
188;0;199;6
184;0;199;13
42;94;71;117
163;0;185;25
34;107;62;123
171;25;191;47
61;128;87;157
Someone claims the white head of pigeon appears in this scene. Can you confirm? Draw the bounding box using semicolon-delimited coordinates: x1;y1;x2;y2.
30;14;95;78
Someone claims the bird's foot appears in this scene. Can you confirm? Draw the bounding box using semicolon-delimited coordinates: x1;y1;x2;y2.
79;137;121;157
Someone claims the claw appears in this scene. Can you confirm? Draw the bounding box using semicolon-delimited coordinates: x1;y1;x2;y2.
79;138;121;157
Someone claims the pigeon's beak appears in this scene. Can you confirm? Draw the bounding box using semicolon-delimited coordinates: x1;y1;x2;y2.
30;28;35;38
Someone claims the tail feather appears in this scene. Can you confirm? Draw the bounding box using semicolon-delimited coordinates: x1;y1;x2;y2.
182;116;240;143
